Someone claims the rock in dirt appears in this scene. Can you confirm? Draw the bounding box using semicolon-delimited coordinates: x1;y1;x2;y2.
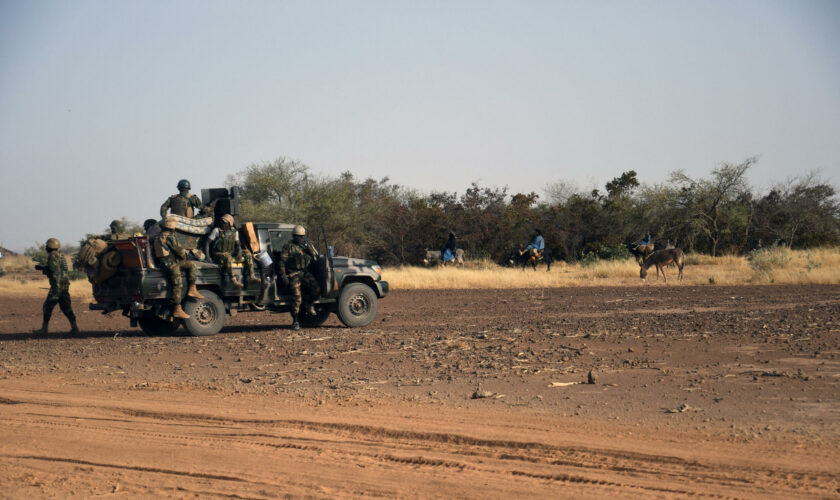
587;370;598;384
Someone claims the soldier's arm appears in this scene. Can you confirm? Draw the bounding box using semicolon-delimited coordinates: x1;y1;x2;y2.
46;253;60;287
160;197;171;219
191;195;209;216
277;245;290;277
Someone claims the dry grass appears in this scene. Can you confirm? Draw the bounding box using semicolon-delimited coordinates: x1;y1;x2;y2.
2;248;838;296
1;255;93;299
386;247;840;289
0;278;94;299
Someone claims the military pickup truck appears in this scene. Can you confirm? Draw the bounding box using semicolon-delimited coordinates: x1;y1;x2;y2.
84;190;389;336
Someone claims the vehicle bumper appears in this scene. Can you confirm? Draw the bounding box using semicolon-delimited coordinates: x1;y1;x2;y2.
376;280;389;297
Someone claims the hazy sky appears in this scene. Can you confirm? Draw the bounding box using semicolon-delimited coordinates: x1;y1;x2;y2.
1;0;838;252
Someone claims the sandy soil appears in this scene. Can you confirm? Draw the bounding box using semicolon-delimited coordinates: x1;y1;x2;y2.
1;285;839;498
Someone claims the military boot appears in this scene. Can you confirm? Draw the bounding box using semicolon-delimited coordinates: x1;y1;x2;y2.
231;276;243;290
247;272;258;282
32;321;49;334
173;304;191;319
306;303;317;316
69;318;79;334
291;314;301;331
187;284;205;299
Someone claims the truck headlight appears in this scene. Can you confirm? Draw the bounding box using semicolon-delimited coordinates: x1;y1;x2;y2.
372;265;382;277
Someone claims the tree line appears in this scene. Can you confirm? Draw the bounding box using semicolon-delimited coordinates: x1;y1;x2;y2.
222;156;838;266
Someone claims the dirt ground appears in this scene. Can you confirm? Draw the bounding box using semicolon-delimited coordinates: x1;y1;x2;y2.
1;284;839;498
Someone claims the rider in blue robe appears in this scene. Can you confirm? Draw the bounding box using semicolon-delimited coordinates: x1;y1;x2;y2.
441;232;456;262
521;229;545;257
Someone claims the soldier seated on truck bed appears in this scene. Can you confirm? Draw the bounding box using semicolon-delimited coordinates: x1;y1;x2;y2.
205;213;257;290
154;217;205;319
276;225;321;331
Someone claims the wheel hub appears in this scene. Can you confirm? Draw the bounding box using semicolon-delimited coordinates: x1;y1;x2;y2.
195;303;216;326
348;294;370;316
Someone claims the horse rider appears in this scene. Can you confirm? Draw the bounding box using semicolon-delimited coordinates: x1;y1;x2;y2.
160;179;208;219
520;229;545;259
637;232;652;247
441;231;457;263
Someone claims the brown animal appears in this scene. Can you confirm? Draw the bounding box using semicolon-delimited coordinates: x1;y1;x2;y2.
640;248;685;282
627;243;655;264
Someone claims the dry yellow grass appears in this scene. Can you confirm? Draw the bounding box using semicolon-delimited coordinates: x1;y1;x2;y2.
0;278;94;299
2;248;837;296
386;247;840;289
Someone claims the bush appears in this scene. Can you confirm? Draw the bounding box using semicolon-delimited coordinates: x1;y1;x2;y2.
748;245;791;282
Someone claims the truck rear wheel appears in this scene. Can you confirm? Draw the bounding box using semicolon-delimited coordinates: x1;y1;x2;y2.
182;290;226;336
138;316;181;335
337;283;378;327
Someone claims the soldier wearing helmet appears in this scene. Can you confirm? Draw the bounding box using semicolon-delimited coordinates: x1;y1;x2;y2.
276;225;321;330
205;214;257;289
33;238;79;334
105;219;129;241
160;179;208;219
154;216;204;319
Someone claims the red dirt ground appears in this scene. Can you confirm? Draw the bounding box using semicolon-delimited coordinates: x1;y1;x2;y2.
1;285;839;498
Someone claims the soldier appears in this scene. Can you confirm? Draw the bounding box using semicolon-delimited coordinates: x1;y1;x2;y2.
154;217;204;319
33;238;79;334
160;179;208;219
205;214;257;289
276;225;321;330
105;219;129;241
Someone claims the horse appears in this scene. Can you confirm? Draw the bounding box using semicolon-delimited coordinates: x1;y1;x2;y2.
627;240;674;265
640;248;685;282
424;248;465;267
508;244;554;272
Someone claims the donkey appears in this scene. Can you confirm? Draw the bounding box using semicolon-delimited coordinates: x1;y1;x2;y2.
640;248;685;282
424;248;465;267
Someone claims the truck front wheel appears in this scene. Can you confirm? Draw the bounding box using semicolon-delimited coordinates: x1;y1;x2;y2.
182;290;226;336
337;283;378;327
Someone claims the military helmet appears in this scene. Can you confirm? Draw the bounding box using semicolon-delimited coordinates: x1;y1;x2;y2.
46;238;61;250
221;214;235;227
293;225;306;236
163;217;179;230
110;219;125;233
177;179;191;191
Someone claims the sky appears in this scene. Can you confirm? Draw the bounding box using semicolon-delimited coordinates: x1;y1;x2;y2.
1;0;838;252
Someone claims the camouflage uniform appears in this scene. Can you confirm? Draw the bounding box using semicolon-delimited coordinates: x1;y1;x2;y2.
208;226;255;287
278;239;320;316
36;249;78;333
156;229;198;303
160;193;207;219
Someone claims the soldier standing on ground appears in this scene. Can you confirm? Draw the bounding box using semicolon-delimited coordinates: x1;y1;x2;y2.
154;217;204;319
206;214;257;289
277;225;321;330
33;238;79;334
160;179;208;219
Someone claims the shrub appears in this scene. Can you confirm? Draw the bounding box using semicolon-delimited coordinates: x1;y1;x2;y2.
748;245;791;282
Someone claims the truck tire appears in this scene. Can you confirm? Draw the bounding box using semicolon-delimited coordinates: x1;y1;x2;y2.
138;315;182;335
182;290;226;336
336;283;378;327
300;305;331;327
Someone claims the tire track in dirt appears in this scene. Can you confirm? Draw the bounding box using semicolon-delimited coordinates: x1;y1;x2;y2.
2;395;836;498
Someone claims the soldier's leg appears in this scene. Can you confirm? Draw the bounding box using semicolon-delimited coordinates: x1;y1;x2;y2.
58;289;79;333
34;292;59;333
289;275;302;330
182;260;205;298
166;261;184;301
300;273;321;315
242;250;257;281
